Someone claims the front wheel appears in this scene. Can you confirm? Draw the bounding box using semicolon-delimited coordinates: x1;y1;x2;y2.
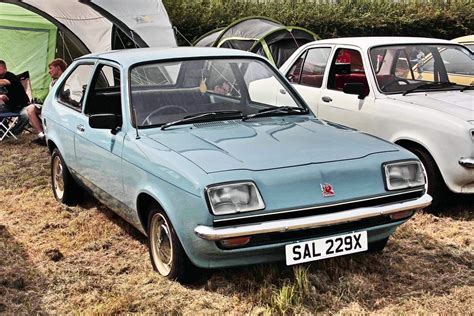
51;148;82;206
148;209;197;282
407;146;445;208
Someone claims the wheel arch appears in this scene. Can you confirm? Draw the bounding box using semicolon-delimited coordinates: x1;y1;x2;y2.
47;139;58;155
394;138;447;186
136;192;166;235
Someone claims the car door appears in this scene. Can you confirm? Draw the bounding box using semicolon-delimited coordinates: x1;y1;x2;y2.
53;62;96;172
317;46;376;131
285;46;333;115
73;61;126;201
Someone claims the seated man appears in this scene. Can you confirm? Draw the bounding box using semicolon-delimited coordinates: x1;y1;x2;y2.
0;60;29;114
27;58;67;146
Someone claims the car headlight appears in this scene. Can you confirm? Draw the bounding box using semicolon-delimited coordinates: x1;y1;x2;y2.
384;161;425;191
206;182;265;215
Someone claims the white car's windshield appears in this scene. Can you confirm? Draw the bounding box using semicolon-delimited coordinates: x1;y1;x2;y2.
370;44;474;94
130;58;305;128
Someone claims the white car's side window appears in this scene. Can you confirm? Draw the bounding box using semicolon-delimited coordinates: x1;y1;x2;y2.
286;48;331;88
58;64;94;110
327;48;369;93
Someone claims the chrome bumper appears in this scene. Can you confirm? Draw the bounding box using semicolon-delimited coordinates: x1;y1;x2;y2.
459;157;474;168
194;194;432;241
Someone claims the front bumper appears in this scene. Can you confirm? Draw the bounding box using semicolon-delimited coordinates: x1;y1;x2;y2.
194;194;431;241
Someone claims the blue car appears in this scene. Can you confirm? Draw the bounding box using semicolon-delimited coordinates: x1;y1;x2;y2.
43;47;431;281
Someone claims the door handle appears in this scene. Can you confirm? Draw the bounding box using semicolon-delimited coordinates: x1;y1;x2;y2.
76;124;85;132
321;96;332;103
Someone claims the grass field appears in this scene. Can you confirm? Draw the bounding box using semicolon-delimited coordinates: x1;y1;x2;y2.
0;134;473;314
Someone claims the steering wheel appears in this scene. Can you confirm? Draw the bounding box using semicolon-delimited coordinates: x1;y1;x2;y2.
380;78;410;91
141;105;188;126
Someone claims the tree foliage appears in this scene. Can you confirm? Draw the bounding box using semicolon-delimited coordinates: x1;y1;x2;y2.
163;0;474;45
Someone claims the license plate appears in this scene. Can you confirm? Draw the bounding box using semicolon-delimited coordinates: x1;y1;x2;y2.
285;231;368;265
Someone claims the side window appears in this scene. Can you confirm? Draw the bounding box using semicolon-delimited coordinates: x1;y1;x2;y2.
327;48;369;93
299;48;331;88
58;64;94;110
85;64;122;118
439;47;474;75
286;52;306;83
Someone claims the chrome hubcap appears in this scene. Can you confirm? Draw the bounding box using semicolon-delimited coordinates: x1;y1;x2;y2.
53;156;64;200
150;213;173;276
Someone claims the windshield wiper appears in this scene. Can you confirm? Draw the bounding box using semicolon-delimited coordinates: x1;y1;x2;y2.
402;82;458;96
160;110;242;130
242;106;307;121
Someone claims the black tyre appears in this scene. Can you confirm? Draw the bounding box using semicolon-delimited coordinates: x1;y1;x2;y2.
148;209;197;282
368;237;389;253
51;148;81;206
407;146;445;208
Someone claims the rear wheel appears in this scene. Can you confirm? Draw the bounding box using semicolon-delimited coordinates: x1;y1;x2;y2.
148;209;197;282
407;146;445;208
51;148;81;206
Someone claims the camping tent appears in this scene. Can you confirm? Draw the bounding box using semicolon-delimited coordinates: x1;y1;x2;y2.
0;0;177;99
1;0;177;52
0;3;57;99
194;17;318;67
194;28;224;48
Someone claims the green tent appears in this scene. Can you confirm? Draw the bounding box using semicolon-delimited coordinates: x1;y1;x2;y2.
0;3;57;100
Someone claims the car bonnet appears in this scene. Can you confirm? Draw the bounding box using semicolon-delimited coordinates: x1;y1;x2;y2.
387;90;474;120
144;117;400;173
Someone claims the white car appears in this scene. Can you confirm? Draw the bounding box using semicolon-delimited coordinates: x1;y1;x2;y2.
280;37;474;206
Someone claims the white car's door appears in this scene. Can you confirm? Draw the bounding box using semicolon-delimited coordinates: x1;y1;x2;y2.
284;46;333;115
316;46;376;131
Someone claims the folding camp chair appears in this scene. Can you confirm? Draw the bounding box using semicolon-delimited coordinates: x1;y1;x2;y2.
0;111;21;141
0;71;32;139
10;71;33;135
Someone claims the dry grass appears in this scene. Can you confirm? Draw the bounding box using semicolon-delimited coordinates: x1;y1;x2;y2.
0;134;473;314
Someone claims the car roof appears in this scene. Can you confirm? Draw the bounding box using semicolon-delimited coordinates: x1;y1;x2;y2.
451;35;474;44
306;36;455;50
76;47;261;67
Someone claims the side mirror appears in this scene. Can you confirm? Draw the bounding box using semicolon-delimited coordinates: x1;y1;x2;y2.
89;113;121;134
343;83;368;99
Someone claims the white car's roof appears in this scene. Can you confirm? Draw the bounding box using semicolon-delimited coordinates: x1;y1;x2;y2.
77;47;261;67
306;36;455;50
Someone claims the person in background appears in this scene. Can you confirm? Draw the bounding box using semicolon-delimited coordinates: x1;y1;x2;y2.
0;60;29;114
27;58;67;146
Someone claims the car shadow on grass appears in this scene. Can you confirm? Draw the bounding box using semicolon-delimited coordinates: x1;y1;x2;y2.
78;191;146;244
0;224;46;314
429;193;473;220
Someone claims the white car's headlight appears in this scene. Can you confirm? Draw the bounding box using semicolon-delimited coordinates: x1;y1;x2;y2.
384;161;425;191
206;182;265;215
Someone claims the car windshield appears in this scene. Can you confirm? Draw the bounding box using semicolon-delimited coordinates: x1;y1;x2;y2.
130;58;305;128
369;44;474;94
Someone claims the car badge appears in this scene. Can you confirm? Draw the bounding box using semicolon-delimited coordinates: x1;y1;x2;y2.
321;183;335;197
